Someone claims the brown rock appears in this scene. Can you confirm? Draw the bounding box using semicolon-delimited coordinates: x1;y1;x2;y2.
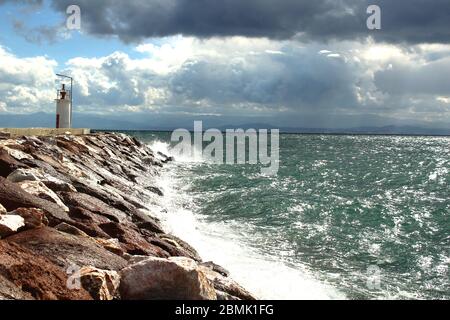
55;222;89;237
18;180;69;211
5;143;36;158
0;177;72;226
119;257;217;300
126;255;152;265
199;266;256;300
156;233;202;261
32;153;65;172
59;192;129;223
201;261;230;277
99;222;169;257
71;179;144;218
133;209;164;233
95;238;125;256
0;274;35;300
0;241;91;300
43;180;77;193
137;220;165;234
9;207;48;230
6;227;128;271
56;139;89;154
66;206;112;238
79;266;120;300
0;148;27;177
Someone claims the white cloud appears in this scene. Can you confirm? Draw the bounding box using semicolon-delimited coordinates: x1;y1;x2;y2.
0;46;57;113
0;37;449;127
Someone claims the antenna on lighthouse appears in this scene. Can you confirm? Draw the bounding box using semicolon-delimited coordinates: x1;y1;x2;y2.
55;74;73;129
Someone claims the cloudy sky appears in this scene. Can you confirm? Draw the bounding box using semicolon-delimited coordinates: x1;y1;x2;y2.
0;0;449;129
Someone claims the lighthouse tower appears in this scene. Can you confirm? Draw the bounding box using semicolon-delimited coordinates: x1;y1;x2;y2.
55;83;72;129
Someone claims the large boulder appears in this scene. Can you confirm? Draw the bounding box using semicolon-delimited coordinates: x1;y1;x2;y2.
0;241;91;300
0;215;25;238
79;266;120;300
119;257;217;300
6;227;128;271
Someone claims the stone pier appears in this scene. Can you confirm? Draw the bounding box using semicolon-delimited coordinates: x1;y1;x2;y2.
0;128;91;138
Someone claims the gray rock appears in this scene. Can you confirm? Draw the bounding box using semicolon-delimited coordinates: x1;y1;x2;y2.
7;168;39;183
201;261;230;277
0;215;25;238
119;256;217;300
199;265;256;300
18;180;69;212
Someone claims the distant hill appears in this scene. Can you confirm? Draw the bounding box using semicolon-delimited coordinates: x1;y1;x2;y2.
278;125;450;136
219;124;449;136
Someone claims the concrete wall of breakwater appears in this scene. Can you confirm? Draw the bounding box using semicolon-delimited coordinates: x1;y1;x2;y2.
0;128;91;138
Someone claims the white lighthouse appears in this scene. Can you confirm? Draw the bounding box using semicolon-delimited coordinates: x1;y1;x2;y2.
55;74;73;129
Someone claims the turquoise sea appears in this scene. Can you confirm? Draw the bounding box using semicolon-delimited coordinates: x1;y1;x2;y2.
127;132;449;300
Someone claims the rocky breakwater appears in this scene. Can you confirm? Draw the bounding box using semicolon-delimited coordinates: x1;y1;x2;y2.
0;132;255;301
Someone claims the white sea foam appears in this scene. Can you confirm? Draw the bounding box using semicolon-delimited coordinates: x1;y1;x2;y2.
147;140;345;300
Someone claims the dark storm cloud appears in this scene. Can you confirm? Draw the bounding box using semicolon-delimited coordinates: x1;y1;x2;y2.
2;0;450;44
0;0;42;4
169;49;359;111
44;0;450;44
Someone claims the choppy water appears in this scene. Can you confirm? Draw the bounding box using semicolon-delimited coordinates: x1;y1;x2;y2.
128;132;449;300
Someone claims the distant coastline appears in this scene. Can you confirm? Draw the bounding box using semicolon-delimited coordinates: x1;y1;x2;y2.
0;112;448;136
